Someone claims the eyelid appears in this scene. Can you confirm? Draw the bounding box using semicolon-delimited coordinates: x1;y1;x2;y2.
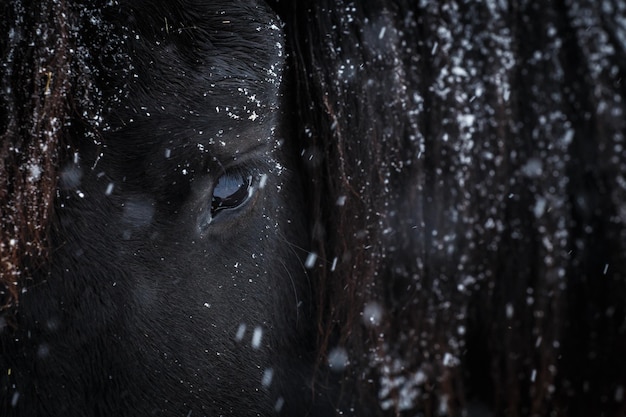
213;158;265;178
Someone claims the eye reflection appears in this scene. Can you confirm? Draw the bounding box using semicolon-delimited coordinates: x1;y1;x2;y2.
210;172;253;216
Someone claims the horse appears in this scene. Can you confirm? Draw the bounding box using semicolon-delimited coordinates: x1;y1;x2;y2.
2;0;626;416
1;1;318;415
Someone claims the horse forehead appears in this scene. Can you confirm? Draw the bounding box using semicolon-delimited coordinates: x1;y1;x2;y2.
122;1;285;100
106;91;280;168
102;1;285;162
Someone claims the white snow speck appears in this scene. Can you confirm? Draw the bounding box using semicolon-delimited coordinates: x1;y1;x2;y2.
59;164;83;189
457;113;475;129
451;66;469;77
327;346;349;371
235;323;246;342
506;303;514;319
304;252;317;269
533;197;547;218
274;397;284;413
251;326;263;349
378;26;386;39
562;129;574;146
11;392;19;407
261;368;274;387
521;158;543;178
362;302;383;327
27;164;42;182
122;197;155;228
443;352;460;367
37;344;50;359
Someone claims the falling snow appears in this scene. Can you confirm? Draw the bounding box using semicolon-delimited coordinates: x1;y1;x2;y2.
327;347;350;372
2;1;625;416
251;326;263;350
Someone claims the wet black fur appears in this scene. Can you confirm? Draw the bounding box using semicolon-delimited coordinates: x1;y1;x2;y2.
1;1;318;416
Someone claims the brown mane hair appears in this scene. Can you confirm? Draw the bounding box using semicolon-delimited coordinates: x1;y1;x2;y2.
0;1;119;312
0;1;72;311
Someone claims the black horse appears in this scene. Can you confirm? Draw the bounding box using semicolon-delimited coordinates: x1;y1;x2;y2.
1;1;317;415
2;1;625;416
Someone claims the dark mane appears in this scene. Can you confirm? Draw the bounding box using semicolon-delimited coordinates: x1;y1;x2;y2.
0;1;73;310
284;0;626;415
1;1;129;312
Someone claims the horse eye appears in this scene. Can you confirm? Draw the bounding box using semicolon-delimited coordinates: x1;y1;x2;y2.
210;172;253;216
